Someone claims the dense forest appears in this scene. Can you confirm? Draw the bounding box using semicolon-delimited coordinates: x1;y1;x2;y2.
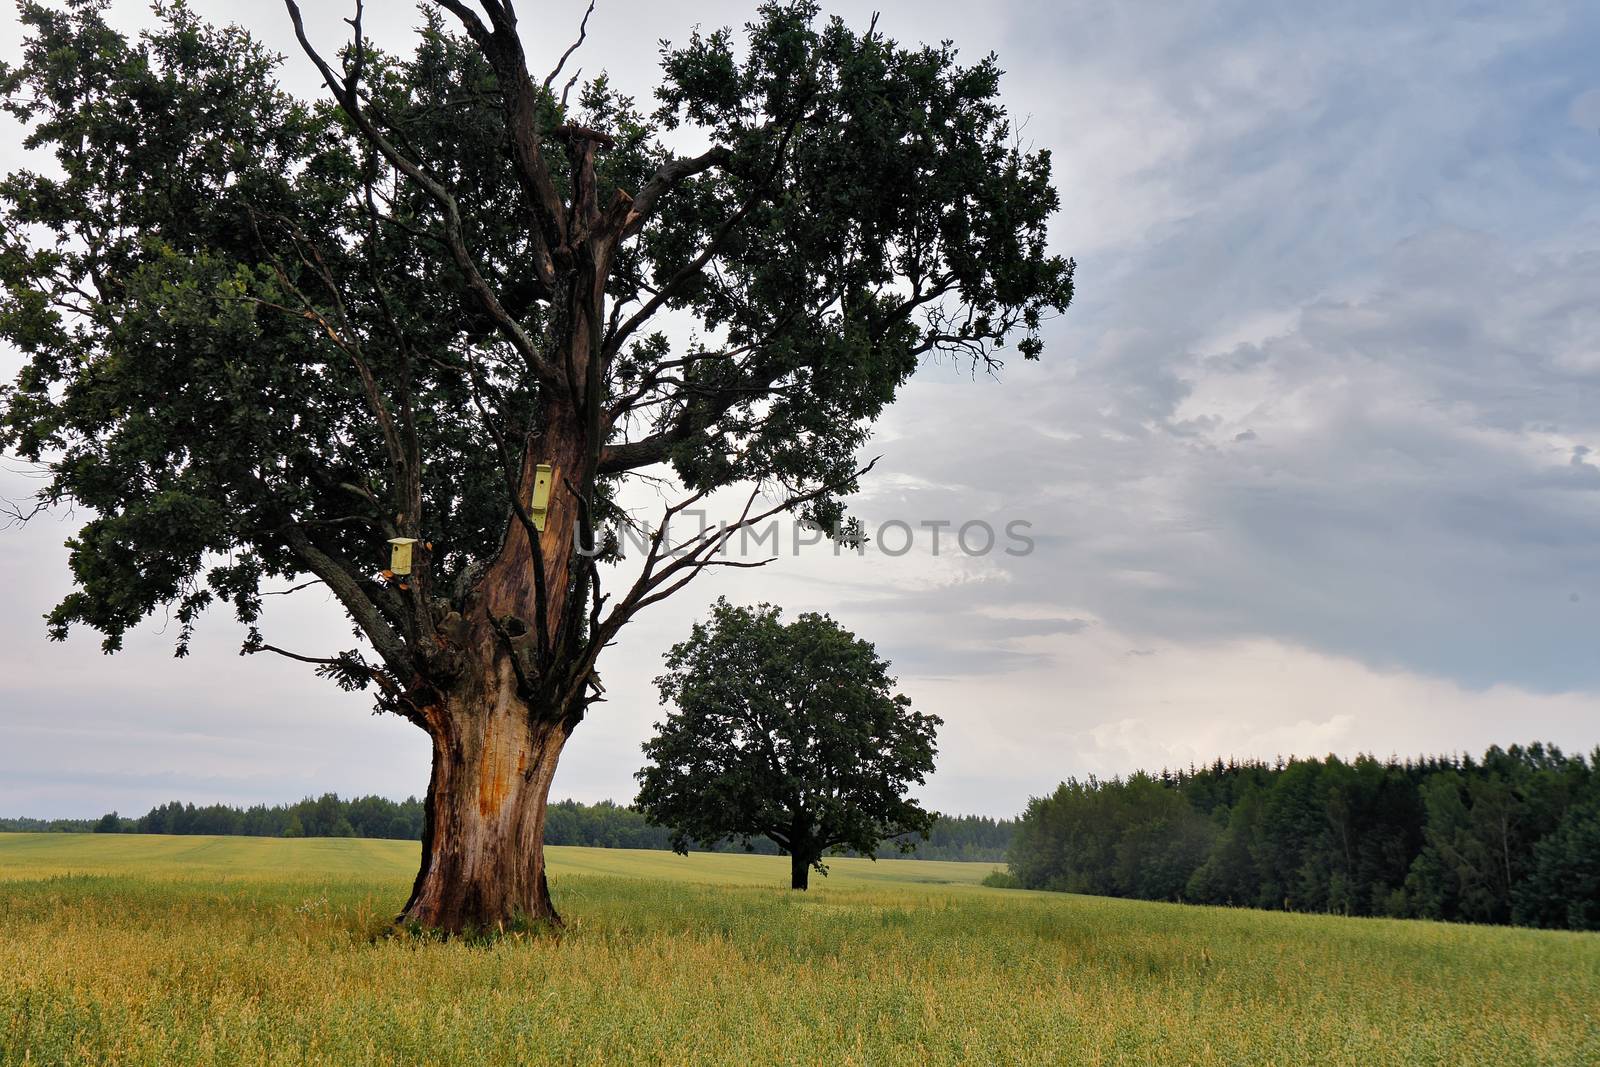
0;795;428;840
552;802;1013;860
1;798;1013;862
1003;743;1600;930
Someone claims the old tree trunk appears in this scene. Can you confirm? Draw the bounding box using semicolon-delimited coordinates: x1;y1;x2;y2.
398;407;591;932
402;686;570;930
397;199;614;933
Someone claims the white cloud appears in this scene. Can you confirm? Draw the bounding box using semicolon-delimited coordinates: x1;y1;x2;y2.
893;623;1600;812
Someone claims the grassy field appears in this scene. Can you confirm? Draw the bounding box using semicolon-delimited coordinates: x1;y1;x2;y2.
1;834;1596;1065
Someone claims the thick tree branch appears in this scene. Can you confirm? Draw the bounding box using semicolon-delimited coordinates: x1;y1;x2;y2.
429;0;568;273
596;359;790;475
284;524;413;676
613;145;731;240
284;0;566;392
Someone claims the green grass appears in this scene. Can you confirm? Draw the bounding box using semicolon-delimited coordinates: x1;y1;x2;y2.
1;834;1596;1065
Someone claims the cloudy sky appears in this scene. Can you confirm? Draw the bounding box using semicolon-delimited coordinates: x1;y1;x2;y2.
4;0;1599;819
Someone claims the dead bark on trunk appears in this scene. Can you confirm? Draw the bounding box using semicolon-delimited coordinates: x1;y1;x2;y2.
399;686;569;933
395;128;617;935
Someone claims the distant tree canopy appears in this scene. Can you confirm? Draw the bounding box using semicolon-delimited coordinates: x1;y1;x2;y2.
82;794;426;839
9;795;1012;861
1003;743;1600;931
636;599;940;888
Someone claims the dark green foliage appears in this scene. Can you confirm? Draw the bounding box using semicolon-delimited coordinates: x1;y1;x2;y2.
5;794;1009;858
1514;800;1600;930
635;6;1074;519
881;812;1013;861
0;0;523;655
636;599;940;884
0;0;1072;677
129;793;422;839
543;799;671;850
0;816;97;832
1007;773;1215;901
1006;743;1600;930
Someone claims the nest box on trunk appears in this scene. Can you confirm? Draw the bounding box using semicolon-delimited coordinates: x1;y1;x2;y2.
387;537;419;576
530;463;554;531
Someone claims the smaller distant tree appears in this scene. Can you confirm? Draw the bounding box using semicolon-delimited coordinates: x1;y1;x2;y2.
93;812;123;834
636;599;940;889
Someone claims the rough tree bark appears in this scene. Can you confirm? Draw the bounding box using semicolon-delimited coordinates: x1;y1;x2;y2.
401;687;571;929
399;329;600;933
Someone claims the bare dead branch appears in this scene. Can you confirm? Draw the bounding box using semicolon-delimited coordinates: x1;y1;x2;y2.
542;0;595;93
253;642;356;667
262;579;328;597
430;0;570;271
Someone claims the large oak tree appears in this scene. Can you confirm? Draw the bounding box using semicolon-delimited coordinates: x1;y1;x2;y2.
0;0;1073;931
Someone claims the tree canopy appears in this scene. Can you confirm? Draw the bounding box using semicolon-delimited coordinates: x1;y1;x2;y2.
636;598;940;888
0;0;1072;678
0;0;1070;929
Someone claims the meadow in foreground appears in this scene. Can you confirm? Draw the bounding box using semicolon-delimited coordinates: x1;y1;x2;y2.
2;834;1596;1066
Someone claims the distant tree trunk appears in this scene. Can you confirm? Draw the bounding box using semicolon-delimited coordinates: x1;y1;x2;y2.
791;850;811;891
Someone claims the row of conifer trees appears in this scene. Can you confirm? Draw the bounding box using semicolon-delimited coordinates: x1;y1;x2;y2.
4;797;1013;862
1003;743;1600;930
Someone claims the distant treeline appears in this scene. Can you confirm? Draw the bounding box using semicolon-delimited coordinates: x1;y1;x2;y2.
1003;743;1600;930
0;795;428;840
549;801;1013;861
2;797;1013;861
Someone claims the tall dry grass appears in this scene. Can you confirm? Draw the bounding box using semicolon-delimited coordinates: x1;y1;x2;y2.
1;834;1595;1065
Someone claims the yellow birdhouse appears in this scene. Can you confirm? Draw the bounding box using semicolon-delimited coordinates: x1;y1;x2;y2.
387;537;419;576
530;463;555;531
